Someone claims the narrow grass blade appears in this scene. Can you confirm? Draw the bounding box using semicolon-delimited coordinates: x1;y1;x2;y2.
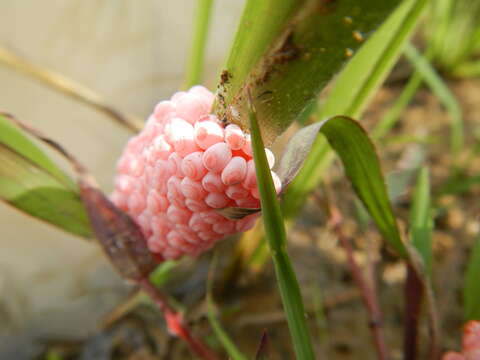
0;114;91;238
249;97;315;360
403;43;464;157
464;238;480;321
410;167;433;276
182;0;214;89
217;0;401;144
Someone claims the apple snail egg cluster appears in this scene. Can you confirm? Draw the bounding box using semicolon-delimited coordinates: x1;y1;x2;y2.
111;86;281;260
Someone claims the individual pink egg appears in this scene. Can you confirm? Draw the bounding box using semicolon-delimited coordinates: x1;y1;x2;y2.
181;151;207;180
212;221;235;235
194;118;224;149
242;160;257;189
221;156;247;185
205;192;230;209
175;93;210;124
202;172;226;193
167;152;185;178
224;124;246;150
166;205;191;224
202;142;232;172
180;177;207;200
154;100;176;121
147;190;169;213
226;184;249;200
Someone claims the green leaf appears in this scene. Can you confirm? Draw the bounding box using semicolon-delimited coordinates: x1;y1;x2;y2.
278;116;405;256
0;142;91;238
282;0;428;218
0;114;91;237
464;238;480;321
410;167;433;276
217;0;402;144
249;99;316;360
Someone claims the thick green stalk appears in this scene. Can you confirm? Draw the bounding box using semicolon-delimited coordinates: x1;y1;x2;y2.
183;0;214;89
249;103;315;360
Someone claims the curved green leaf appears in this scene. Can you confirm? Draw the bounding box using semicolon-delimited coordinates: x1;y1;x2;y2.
0;115;91;238
278;116;405;256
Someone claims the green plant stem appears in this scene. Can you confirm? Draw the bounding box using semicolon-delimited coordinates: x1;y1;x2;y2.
183;0;214;89
249;102;315;360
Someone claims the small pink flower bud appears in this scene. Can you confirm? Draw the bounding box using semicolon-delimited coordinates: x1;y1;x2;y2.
221;156;247;185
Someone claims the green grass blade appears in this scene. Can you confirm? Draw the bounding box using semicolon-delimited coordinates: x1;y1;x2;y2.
249;100;315;360
283;0;428;218
410;167;433;276
0;114;74;188
403;43;464;157
217;0;401;143
464;238;480;321
0;142;91;238
182;0;214;89
0;114;91;238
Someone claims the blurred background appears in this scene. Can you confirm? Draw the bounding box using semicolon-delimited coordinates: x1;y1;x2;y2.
0;1;243;357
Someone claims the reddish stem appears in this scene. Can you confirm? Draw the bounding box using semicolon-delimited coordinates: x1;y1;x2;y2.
403;263;424;360
328;206;389;360
138;278;220;360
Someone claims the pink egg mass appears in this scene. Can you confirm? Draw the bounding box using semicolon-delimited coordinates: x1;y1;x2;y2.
112;86;281;261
